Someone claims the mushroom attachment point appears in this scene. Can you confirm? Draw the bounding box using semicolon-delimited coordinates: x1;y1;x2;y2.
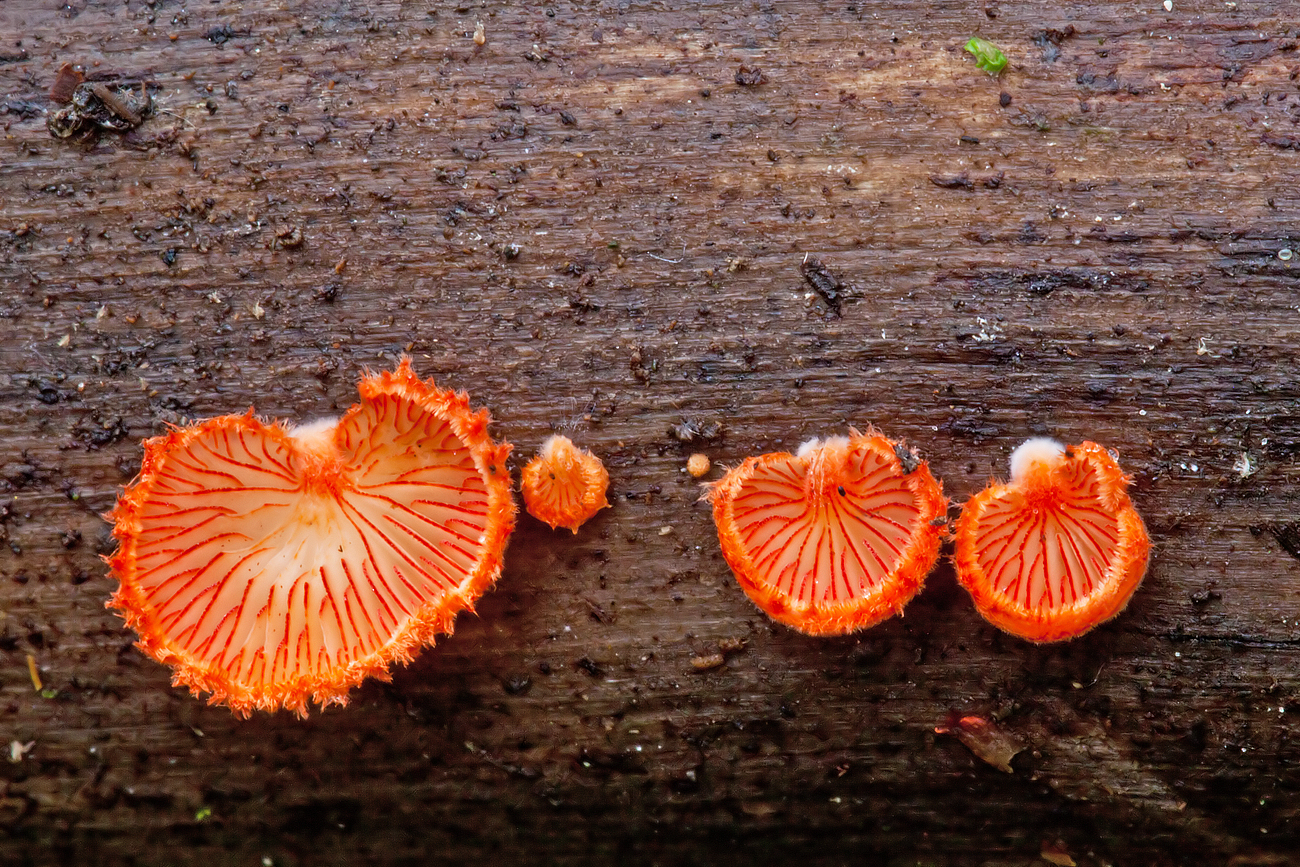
706;431;947;636
520;435;610;533
105;359;516;717
954;439;1150;642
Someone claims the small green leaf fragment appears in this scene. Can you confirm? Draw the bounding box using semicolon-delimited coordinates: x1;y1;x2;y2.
964;37;1008;75
39;689;57;699
195;807;213;822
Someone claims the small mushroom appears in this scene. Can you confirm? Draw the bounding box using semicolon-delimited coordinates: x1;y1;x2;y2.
105;359;516;717
520;435;610;533
953;438;1150;642
706;430;947;636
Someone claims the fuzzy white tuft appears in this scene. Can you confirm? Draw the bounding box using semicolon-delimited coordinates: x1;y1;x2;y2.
796;436;849;458
1008;437;1066;481
538;434;571;459
290;417;340;448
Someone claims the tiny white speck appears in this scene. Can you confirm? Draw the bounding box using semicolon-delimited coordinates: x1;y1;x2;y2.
1175;651;1181;658
1278;248;1293;261
1163;0;1173;10
1139;409;1148;416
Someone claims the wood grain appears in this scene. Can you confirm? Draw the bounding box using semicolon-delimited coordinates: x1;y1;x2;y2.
3;1;1300;863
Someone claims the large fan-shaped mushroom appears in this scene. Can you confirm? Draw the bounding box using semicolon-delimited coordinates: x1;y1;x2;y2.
106;360;516;716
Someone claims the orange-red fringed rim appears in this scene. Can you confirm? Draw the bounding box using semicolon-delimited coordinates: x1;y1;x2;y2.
520;435;610;533
706;431;948;636
105;359;516;717
953;438;1150;643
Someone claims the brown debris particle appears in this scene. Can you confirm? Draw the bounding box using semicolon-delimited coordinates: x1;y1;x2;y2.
47;79;153;139
25;654;41;692
49;63;84;104
692;636;747;671
88;83;142;125
1262;132;1300;150
800;256;845;317
668;418;724;444
735;65;766;86
1040;841;1077;867
690;653;725;671
717;636;747;654
893;443;921;474
935;713;1023;773
273;225;304;249
929;173;974;190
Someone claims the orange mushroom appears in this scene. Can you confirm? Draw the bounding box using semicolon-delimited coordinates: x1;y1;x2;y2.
706;431;947;636
520;435;610;532
953;438;1150;642
105;359;516;717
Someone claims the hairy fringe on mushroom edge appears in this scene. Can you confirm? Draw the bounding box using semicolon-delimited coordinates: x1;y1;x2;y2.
105;358;517;717
704;429;947;636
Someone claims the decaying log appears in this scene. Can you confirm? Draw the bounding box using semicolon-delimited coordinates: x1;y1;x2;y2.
2;1;1300;863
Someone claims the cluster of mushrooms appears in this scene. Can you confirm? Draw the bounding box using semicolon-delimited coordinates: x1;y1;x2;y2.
106;360;1148;717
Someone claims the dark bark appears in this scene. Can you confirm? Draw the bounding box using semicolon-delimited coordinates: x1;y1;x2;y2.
2;1;1299;864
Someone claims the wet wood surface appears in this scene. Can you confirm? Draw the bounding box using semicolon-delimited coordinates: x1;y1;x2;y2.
3;1;1300;864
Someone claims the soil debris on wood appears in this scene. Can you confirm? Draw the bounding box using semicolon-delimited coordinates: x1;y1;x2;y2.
204;24;248;45
929;173;974;190
48;63;84;104
25;654;41;691
1266;523;1300;562
690;653;725;671
691;637;747;671
1040;841;1078;867
668;419;724;444
799;256;846;316
48;79;154;139
273;225;304;249
935;713;1023;773
893;443;921;474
